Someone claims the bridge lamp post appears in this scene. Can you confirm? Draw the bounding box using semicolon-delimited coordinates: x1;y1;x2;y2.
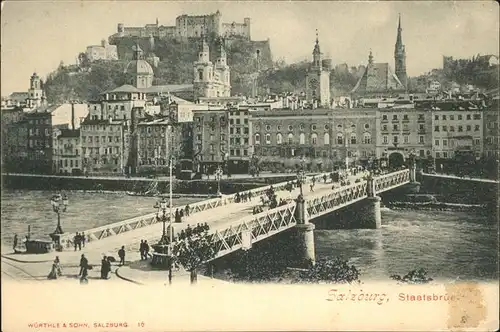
344;125;353;170
215;166;223;196
51;193;68;235
155;197;168;244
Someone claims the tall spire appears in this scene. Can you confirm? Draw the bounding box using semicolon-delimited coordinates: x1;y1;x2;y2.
313;29;321;54
396;13;403;47
368;49;374;65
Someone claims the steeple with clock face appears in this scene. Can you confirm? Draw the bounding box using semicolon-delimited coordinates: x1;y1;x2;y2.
306;30;331;108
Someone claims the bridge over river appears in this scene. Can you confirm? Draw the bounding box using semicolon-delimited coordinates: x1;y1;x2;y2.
11;167;414;268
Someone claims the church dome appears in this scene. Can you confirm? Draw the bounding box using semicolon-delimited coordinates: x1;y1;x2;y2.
125;59;154;76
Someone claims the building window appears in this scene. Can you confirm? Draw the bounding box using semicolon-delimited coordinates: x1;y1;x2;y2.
324;124;329;130
288;125;293;130
243;149;248;156
418;114;425;121
419;136;424;144
474;139;480;145
265;134;271;144
442;115;447;120
265;125;271;131
467;114;471;120
473;114;481;120
442;126;447;131
443;139;448;146
443;152;448;158
255;134;260;145
435;139;439;146
299;133;305;145
458;125;463;132
364;123;370;130
434;126;439;132
363;133;371;144
300;124;305;130
466;125;471;131
419;150;425;157
450;115;454;120
323;133;330;145
474;125;480;131
288;133;294;144
436;152;441;158
450;126;455;132
276;133;283;144
311;133;318;145
434;115;439;120
419;124;424;131
393;124;399;131
311;124;317;131
337;133;344;145
350;133;356;144
404;135;409;144
393;136;398;144
392;115;398;120
457;114;463;120
383;125;388;131
383;136;388;144
382;115;388;121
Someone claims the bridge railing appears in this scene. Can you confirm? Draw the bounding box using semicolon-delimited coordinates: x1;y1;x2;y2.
205;202;298;260
373;169;410;193
58;172;329;248
306;180;369;218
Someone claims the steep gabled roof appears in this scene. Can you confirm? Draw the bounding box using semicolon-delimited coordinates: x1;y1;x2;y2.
351;63;405;95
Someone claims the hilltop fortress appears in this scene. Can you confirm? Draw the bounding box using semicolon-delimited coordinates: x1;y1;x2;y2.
110;10;251;40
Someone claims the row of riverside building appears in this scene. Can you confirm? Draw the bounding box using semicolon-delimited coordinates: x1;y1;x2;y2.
2;15;499;176
2;88;498;176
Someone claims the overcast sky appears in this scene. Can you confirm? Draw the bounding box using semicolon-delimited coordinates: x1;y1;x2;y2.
1;1;498;95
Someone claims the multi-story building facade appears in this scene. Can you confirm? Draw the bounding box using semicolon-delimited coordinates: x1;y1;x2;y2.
192;107;228;174
88;85;148;122
25;110;53;174
85;39;118;62
483;98;499;158
249;108;333;172
227;105;251;173
376;107;432;166
53;128;81;174
331;109;378;167
429;101;483;160
136;118;182;174
80;118;130;175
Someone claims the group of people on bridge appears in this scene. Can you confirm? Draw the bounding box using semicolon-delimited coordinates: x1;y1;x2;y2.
234;191;253;203
73;232;86;251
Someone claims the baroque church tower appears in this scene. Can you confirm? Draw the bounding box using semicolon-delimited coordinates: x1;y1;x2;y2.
27;72;45;108
306;31;330;108
193;33;231;100
394;14;407;90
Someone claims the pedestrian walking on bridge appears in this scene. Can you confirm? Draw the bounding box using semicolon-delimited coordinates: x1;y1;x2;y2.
13;234;18;253
118;246;126;266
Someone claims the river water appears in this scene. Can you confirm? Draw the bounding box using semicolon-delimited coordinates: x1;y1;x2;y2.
1;190;497;281
0;190;201;245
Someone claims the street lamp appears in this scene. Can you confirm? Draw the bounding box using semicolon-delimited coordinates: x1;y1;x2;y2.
344;124;353;170
50;193;68;235
296;157;306;197
154;197;168;244
215;166;223;196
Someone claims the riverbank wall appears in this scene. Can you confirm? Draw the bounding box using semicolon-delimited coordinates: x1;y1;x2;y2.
1;173;296;195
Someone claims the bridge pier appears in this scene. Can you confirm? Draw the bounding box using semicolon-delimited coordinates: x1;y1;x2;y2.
293;195;316;268
408;163;421;193
365;196;382;229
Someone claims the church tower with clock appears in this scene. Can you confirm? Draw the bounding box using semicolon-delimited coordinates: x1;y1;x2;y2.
306;31;331;108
